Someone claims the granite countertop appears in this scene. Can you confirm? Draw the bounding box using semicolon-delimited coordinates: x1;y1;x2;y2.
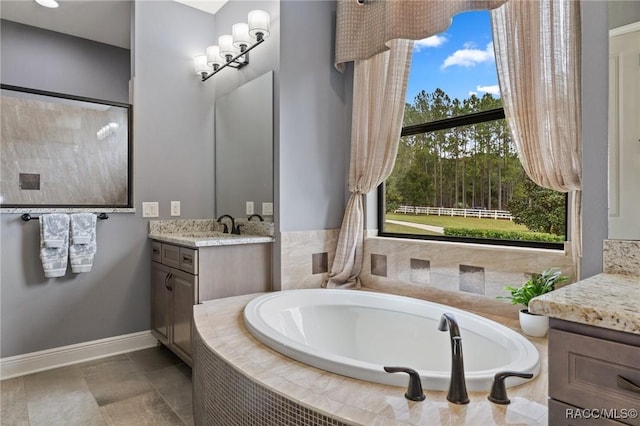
529;273;640;334
148;218;274;248
149;232;273;247
194;293;549;426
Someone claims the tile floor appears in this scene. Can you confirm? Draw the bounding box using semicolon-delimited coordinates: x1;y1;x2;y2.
0;345;193;426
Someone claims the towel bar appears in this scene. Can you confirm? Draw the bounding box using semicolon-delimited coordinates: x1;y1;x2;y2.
21;212;109;221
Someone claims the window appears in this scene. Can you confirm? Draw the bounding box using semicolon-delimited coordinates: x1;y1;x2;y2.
378;11;566;249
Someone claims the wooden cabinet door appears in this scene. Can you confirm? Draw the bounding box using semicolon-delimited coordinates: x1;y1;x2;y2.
171;269;197;365
151;261;171;344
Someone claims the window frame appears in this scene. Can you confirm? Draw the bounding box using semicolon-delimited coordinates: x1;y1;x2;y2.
377;107;568;251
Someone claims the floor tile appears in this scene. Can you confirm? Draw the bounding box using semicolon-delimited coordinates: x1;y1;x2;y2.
146;363;193;424
0;377;29;426
127;345;184;373
82;356;155;406
23;365;105;425
99;390;185;426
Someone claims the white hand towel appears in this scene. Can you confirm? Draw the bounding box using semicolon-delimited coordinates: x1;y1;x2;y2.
70;213;97;245
69;213;97;273
42;214;69;248
39;214;69;278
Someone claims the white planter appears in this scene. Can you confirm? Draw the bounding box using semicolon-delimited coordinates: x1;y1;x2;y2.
518;309;549;337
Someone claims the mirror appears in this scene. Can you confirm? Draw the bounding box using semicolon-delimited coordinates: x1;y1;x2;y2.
0;85;132;208
607;13;640;239
215;71;273;219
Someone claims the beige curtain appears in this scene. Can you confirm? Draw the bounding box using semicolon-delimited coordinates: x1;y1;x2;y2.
335;0;508;71
324;39;413;289
491;0;582;263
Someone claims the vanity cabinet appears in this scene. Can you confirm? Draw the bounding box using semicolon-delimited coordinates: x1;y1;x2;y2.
150;240;272;365
548;319;640;426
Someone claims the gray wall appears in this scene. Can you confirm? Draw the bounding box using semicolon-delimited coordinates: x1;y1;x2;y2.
581;1;610;279
278;0;352;232
0;2;218;357
609;1;640;29
0;20;130;103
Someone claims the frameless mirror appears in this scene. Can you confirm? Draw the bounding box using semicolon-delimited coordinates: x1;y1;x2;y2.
215;71;273;219
0;85;132;208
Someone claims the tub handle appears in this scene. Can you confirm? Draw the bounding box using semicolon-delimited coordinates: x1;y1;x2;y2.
487;371;534;405
383;366;425;401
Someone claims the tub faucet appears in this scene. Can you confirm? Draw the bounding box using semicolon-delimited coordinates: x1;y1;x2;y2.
437;313;469;405
216;214;237;234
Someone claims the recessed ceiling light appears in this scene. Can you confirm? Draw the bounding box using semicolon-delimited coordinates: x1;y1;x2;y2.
35;0;59;8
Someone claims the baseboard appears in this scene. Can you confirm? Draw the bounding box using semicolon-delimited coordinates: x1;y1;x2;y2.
0;330;157;380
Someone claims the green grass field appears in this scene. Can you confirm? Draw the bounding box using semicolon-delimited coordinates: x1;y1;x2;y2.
384;212;529;235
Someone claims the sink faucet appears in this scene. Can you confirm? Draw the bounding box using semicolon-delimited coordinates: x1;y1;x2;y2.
437;313;469;404
247;214;264;221
216;214;236;234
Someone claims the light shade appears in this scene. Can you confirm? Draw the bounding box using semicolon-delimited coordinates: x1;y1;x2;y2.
248;10;270;39
194;55;211;76
232;23;251;49
218;35;234;59
35;0;59;8
206;45;223;67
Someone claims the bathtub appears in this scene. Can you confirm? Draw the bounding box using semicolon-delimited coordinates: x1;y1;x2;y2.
243;289;540;391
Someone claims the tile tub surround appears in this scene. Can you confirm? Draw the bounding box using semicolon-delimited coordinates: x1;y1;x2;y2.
280;229;340;290
362;236;574;299
603;239;640;275
193;293;549;426
529;273;640;334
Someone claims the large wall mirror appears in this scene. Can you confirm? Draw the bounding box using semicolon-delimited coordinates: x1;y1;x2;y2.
0;85;132;208
215;71;273;219
607;7;640;239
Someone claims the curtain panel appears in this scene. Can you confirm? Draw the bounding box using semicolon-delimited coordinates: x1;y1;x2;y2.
335;0;508;71
324;39;413;288
491;0;583;265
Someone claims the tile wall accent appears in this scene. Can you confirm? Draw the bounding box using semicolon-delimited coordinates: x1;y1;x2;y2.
280;229;340;290
362;236;574;301
410;258;430;284
312;253;329;275
370;254;387;277
603;240;640;276
459;265;485;295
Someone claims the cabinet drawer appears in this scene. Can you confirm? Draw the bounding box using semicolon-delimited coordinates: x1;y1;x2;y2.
179;247;198;275
151;241;162;263
549;328;640;425
161;244;181;269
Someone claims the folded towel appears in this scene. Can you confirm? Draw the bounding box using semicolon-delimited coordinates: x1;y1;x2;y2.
39;214;69;278
69;213;97;273
70;213;96;245
70;242;97;273
42;214;70;248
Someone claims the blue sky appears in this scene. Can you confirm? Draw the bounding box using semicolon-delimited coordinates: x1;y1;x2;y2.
405;11;500;104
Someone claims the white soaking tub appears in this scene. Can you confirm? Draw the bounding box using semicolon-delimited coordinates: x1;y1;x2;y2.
243;289;540;391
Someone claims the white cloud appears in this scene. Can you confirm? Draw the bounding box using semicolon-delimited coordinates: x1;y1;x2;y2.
441;42;494;69
476;84;501;95
413;35;447;51
468;91;478;97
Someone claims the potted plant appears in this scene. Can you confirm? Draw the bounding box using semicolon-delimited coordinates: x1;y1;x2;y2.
501;268;568;337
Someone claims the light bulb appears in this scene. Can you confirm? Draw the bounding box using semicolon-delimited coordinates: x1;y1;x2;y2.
194;55;211;76
232;23;251;50
248;10;270;40
218;35;234;61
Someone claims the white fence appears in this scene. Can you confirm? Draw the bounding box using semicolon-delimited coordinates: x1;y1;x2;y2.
393;205;513;220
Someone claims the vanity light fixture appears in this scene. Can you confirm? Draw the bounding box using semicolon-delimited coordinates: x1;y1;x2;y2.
194;10;270;82
35;0;59;8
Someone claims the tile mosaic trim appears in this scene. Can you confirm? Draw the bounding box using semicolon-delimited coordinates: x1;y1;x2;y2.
193;330;351;426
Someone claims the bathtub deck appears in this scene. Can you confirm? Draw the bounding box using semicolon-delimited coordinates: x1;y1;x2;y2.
193;292;548;426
